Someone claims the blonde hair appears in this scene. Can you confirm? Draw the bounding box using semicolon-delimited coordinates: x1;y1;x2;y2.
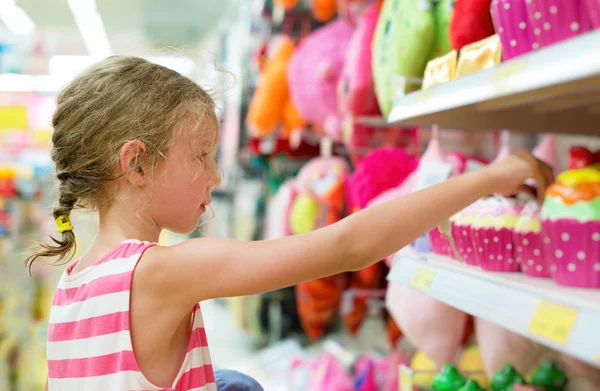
26;55;218;272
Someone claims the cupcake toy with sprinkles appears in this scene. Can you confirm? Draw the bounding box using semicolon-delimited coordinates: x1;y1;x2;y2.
541;165;600;288
525;0;591;49
470;195;526;272
451;200;483;266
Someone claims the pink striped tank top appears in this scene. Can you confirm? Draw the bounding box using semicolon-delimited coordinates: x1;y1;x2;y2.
47;239;217;391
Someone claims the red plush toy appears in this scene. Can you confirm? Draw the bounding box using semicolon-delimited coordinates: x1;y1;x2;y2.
449;0;496;51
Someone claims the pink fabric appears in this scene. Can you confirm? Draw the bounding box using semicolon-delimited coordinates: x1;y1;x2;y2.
47;240;216;391
491;0;537;59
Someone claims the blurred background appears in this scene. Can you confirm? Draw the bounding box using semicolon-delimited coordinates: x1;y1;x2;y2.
1;0;600;390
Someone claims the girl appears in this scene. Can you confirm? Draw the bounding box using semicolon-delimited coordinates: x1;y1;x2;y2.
27;56;553;391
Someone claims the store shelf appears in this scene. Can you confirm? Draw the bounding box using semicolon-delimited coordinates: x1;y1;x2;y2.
387;31;600;136
386;253;600;367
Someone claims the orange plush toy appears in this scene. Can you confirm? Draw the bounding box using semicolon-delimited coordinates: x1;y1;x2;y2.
312;0;338;22
247;36;305;139
274;0;302;9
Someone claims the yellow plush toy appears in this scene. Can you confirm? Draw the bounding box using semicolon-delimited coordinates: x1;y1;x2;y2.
246;36;305;139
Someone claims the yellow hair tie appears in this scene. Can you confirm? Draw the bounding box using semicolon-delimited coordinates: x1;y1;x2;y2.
56;215;74;234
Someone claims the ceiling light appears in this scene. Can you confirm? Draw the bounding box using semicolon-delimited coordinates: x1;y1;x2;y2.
0;0;35;36
67;0;112;59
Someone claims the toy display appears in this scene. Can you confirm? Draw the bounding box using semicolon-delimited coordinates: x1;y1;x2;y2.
372;0;435;116
288;19;354;138
541;164;600;288
312;0;339;22
451;200;482;265
455;34;502;77
491;0;537;60
449;0;495;51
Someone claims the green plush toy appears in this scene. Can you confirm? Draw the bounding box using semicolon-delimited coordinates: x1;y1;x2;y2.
530;360;568;391
491;364;527;391
431;0;454;59
372;0;435;117
289;193;320;234
432;364;467;391
458;379;486;391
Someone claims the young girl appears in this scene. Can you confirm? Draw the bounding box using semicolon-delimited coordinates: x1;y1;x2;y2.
28;56;553;391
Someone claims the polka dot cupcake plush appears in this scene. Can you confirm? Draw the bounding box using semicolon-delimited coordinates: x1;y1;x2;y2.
525;0;591;50
541;165;600;288
470;195;526;272
491;0;538;59
451;200;483;266
514;196;549;278
583;0;600;28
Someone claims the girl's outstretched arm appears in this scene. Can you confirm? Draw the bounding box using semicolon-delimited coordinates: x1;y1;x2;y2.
141;152;552;309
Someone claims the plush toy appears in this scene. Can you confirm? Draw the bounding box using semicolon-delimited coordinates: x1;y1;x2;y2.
291;157;350;340
431;0;455;58
288;20;353;138
338;1;381;119
312;0;339;21
372;0;435;116
449;0;495;51
342;261;385;336
274;0;302;9
475;318;550;378
291;352;354;391
247;36;305;138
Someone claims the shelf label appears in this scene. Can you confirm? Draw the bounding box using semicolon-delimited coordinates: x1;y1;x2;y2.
492;58;527;94
410;266;437;293
399;365;414;391
528;300;579;345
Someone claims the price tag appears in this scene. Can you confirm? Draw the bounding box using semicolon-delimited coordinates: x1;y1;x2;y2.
399;365;414;391
410;266;437;293
528;300;579;345
492;58;527;94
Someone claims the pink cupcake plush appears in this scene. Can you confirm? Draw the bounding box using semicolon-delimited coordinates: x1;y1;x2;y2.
515;197;549;278
525;0;591;49
584;0;600;29
541;165;600;288
470;195;525;272
451;200;482;266
491;0;538;59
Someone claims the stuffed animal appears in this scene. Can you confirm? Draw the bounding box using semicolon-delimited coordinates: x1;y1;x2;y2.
291;157;350;340
288;20;354;138
274;0;302;9
312;0;339;21
247;36;305;139
342;262;385;335
431;0;455;58
372;0;435;116
449;0;495;51
338;0;381;119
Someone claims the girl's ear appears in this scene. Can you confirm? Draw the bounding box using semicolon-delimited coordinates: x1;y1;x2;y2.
120;139;149;186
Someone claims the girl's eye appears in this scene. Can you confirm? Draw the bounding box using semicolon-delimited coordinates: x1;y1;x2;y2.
198;153;208;162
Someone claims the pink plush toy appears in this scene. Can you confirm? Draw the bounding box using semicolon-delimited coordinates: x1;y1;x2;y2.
347;147;418;212
291;353;354;391
288;20;354;139
475;318;550;377
387;281;469;369
338;1;381;119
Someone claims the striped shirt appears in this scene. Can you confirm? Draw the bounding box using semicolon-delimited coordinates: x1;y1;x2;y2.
47;239;217;391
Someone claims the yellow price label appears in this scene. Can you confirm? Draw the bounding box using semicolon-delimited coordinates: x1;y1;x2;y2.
410;265;437;293
528;300;579;345
492;58;527;94
399;365;414;391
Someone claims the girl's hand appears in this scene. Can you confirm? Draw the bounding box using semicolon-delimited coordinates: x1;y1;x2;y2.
486;150;555;202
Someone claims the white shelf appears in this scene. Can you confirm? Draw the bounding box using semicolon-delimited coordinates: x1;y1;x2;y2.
387;31;600;136
386;253;600;367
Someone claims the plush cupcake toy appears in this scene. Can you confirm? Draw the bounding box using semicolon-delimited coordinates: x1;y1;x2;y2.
515;195;549;278
470;195;525;272
541;164;600;288
451;200;483;266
